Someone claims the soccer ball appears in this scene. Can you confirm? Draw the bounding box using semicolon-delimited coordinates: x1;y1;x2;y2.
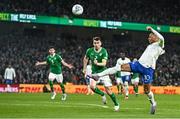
72;4;83;15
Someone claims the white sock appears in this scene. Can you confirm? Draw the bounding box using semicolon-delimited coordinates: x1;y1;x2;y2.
147;91;155;105
97;66;120;77
124;81;129;96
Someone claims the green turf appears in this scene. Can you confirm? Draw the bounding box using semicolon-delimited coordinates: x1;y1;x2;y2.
0;93;180;118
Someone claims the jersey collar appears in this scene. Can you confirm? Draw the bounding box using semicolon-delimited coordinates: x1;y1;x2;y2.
50;53;56;57
94;47;102;53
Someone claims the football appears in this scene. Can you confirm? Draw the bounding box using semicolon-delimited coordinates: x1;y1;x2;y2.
72;4;83;15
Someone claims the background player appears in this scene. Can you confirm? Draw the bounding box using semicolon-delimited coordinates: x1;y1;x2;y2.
116;53;131;99
35;46;73;101
4;64;16;92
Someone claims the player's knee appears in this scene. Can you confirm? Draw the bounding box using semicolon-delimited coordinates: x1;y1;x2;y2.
90;85;95;90
105;87;112;95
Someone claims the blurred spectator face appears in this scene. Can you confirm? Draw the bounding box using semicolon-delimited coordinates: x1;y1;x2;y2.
148;33;158;43
49;48;55;55
8;64;12;68
93;37;102;50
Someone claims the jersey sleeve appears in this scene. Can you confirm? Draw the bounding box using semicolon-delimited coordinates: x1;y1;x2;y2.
151;28;165;48
4;68;7;79
127;58;131;63
57;54;63;62
102;49;108;60
116;58;121;65
46;56;50;64
85;48;91;58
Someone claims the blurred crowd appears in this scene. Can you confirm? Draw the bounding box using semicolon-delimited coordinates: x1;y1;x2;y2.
0;0;179;26
0;31;179;86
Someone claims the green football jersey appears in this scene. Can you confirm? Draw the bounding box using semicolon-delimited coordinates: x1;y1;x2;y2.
132;73;139;79
86;47;108;73
46;54;62;74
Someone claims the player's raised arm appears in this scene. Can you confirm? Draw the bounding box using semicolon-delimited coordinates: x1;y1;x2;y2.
61;60;74;69
35;61;47;66
147;26;164;40
147;26;165;48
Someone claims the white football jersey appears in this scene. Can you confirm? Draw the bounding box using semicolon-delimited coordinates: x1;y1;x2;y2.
138;28;165;69
116;57;131;76
4;67;16;80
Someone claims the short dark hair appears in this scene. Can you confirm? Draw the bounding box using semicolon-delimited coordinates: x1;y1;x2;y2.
49;46;55;49
93;37;101;41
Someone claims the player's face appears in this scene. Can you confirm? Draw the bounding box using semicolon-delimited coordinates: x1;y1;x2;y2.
49;48;55;55
93;40;102;50
120;53;125;59
148;33;158;43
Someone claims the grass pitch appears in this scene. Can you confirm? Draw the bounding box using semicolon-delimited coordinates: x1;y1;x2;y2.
0;93;180;118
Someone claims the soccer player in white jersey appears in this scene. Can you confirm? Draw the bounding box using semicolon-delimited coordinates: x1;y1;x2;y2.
4;64;16;92
91;26;165;114
116;53;131;99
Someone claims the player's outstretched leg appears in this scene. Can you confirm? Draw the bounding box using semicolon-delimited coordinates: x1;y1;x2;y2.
92;66;120;78
49;81;56;100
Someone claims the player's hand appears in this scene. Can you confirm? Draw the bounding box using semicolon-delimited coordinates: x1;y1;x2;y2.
68;64;74;69
94;59;98;65
146;26;152;31
82;69;87;78
35;61;40;66
82;69;86;74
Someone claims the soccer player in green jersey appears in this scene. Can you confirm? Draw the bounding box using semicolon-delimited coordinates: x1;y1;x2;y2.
35;46;73;100
83;37;119;111
131;58;139;96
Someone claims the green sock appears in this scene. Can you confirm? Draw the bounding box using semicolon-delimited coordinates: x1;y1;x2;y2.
94;87;105;96
134;85;138;94
60;83;65;94
109;93;119;106
49;81;54;92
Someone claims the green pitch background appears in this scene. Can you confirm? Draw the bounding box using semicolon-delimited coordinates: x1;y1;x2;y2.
0;93;180;118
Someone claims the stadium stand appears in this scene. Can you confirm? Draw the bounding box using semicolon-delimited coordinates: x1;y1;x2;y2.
0;29;179;86
0;0;179;25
